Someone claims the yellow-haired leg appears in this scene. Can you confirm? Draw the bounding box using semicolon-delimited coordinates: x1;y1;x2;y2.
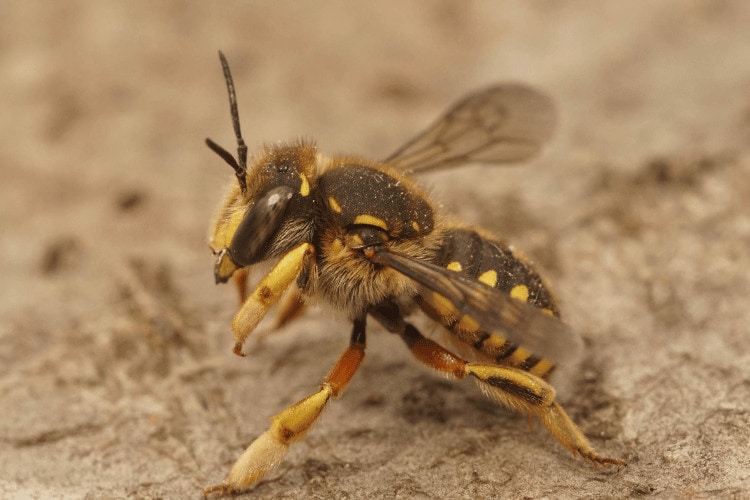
233;266;306;329
204;319;367;497
230;242;313;356
233;267;249;303
398;323;624;467
274;287;307;329
252;288;308;343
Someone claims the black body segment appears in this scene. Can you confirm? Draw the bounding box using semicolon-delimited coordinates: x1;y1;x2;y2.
435;228;559;315
318;164;434;238
419;227;559;379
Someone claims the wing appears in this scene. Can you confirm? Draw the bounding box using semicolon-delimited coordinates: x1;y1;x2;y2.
369;247;582;368
383;84;556;175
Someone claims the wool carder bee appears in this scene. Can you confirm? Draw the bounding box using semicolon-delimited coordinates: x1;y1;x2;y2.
203;52;624;496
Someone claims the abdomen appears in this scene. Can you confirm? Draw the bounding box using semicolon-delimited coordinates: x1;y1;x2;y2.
418;226;559;379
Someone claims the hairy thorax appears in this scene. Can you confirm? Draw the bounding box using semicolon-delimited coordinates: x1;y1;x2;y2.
306;224;442;318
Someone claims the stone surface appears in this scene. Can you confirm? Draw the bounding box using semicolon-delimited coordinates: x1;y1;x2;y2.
2;2;749;498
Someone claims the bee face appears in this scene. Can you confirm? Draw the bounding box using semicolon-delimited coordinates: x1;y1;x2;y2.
202;52;623;497
209;142;318;282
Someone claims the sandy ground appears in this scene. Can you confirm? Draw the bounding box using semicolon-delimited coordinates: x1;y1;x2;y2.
2;1;750;499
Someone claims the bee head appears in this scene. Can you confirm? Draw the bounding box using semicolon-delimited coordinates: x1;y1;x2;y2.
206;52;316;284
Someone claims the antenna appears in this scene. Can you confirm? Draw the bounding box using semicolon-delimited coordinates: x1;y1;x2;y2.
205;51;248;194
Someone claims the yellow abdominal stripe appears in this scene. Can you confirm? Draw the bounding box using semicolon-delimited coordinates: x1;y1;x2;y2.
482;333;507;351
510;284;529;302
431;292;457;321
457;314;480;333
478;270;497;288
507;346;533;365
529;358;554;377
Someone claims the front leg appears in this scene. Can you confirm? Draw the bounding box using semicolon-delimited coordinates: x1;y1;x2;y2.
230;242;313;355
204;318;368;497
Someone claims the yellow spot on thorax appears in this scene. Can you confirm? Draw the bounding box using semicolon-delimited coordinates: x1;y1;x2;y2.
510;284;529;302
353;214;388;231
446;261;462;272
478;270;498;288
299;173;310;196
328;238;344;254
328;196;342;213
411;221;420;232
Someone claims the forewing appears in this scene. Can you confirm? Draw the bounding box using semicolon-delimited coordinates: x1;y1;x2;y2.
383;84;556;174
369;248;582;368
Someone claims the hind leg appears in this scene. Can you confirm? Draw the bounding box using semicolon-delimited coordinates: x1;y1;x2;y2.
396;321;624;466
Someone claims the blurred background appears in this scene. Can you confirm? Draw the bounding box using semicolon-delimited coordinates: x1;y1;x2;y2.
1;2;749;498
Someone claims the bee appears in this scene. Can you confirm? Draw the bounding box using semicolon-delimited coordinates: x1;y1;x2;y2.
203;52;625;497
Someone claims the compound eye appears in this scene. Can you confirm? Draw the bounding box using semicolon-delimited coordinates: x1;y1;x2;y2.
229;186;295;267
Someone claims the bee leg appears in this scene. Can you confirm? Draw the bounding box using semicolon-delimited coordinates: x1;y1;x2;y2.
233;267;249;303
203;318;367;497
273;287;307;329
230;242;313;356
396;322;625;467
254;288;307;343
